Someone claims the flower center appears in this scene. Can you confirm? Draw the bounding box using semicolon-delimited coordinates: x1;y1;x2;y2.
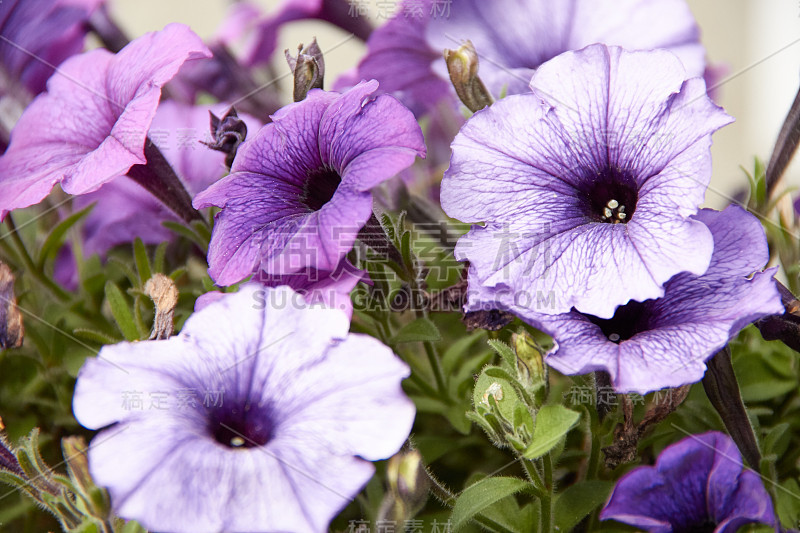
586;168;638;224
584;300;651;343
301;165;342;211
208;402;272;449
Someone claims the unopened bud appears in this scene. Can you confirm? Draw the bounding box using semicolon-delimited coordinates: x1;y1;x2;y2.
0;433;23;477
381;449;429;520
444;41;493;113
285;38;325;102
513;330;547;405
204;107;247;168
0;262;23;350
144;274;179;340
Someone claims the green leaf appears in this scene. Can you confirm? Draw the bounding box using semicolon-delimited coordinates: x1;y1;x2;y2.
554;480;614;532
451;476;532;531
72;328;120;345
162;221;207;252
68;520;100;533
105;281;139;341
153;241;168;273
391;317;441;343
133;238;152;284
119;520;149;533
763;423;791;458
487;339;517;372
523;405;581;460
36;203;94;267
473;368;520;422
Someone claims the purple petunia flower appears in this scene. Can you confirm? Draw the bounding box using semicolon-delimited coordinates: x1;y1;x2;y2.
0;0;103;98
473;206;782;394
193;79;425;286
442;44;733;319
0;23;211;220
352;0;705;115
53;101;261;289
72;284;415;533
601;431;777;532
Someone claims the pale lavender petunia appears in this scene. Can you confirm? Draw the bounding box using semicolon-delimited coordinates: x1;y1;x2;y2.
476;206;782;394
72;284;415;533
443;44;733;319
193;80;425;285
352;0;705;115
0;23;211;220
601;431;776;532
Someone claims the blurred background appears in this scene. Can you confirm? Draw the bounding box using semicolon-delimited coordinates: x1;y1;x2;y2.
110;0;800;209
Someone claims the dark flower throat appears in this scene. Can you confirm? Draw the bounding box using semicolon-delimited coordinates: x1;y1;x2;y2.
301;165;342;211
208;402;272;449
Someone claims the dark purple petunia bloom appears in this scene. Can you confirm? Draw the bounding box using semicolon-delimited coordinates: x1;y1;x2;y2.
193;79;425;286
473;206;782;394
73;284;415;533
442;44;733;319
0;0;103;98
352;0;705;115
0;23;211;220
601;431;777;532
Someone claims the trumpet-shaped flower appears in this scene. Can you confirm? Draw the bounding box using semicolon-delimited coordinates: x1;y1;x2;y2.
193;80;425;285
0;24;210;220
442;44;733;319
601;431;777;532
73;285;415;533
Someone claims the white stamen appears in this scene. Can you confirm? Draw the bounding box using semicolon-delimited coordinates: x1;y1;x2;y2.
607;199;619;209
230;436;246;447
609;333;620;342
603;207;613;218
618;205;625;213
617;213;627;220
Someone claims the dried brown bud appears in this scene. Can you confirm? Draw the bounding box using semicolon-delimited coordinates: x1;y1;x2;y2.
144;274;179;340
204;107;248;168
0;262;23;349
285;38;325;102
444;41;493;113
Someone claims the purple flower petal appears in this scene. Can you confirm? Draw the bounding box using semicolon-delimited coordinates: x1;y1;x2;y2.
194;80;425;285
0;23;211;220
73;285;414;533
354;0;705;115
601;432;776;532
503;206;783;394
443;45;732;318
0;0;103;96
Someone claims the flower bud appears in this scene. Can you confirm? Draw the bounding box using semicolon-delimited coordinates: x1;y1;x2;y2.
513;330;547;404
204;107;248;168
379;449;429;521
144;273;179;340
444;41;493;113
285;38;325;102
0;262;23;350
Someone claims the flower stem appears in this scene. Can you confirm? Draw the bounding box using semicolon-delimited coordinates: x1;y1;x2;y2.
541;453;554;533
4;217;70;301
126;138;204;225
